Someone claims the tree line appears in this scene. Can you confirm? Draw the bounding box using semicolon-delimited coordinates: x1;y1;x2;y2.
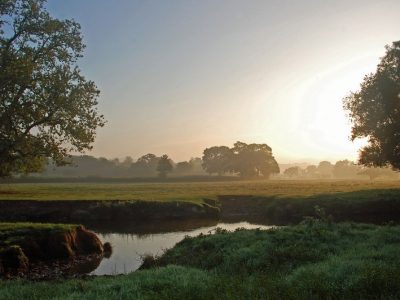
282;160;399;180
35;141;280;179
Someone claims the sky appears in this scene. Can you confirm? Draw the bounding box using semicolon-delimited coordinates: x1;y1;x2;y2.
47;0;400;164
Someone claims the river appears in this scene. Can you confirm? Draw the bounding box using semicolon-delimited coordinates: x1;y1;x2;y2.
90;221;272;275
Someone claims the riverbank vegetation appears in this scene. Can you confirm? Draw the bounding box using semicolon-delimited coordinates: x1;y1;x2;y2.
0;223;105;278
1;221;400;299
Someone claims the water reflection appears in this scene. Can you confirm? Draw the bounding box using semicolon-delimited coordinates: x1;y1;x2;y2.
91;221;271;275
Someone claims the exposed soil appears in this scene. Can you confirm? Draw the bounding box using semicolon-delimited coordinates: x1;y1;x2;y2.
0;226;106;279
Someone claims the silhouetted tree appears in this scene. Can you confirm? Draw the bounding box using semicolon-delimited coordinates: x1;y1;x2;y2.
133;153;159;177
344;41;400;170
231;142;280;178
175;161;193;175
0;0;105;177
202;146;233;175
157;154;173;178
284;166;300;177
121;156;133;168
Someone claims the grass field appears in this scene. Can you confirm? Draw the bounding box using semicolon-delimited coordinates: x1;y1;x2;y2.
2;221;400;299
0;179;399;202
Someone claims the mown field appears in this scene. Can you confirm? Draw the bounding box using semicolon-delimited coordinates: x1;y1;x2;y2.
0;179;399;202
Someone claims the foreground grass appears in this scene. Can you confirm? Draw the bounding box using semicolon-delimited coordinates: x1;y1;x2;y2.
0;180;399;203
2;221;400;299
0;223;76;249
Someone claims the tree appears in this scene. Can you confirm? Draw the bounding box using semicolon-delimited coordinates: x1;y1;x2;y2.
284;166;300;178
157;154;173;178
231;141;280;178
317;161;333;178
344;41;400;170
0;0;105;177
358;167;398;180
305;165;318;178
174;161;193;175
332;160;360;178
133;153;159;177
202;146;233;175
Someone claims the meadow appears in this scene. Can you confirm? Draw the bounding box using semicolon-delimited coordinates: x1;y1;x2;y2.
0;179;399;202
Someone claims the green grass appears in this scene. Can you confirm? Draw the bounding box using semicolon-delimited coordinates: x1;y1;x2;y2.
2;221;400;299
0;180;399;202
0;223;76;249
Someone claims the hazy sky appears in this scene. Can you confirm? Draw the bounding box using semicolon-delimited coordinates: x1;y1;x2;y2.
48;0;400;163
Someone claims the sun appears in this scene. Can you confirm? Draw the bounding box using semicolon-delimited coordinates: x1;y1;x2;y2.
297;56;376;159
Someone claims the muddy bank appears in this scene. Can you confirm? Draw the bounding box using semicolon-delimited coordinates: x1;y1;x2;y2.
218;193;400;225
1;189;400;227
0;200;220;224
0;225;106;278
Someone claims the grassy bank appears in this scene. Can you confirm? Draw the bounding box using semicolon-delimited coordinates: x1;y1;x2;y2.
0;223;104;278
1;221;400;299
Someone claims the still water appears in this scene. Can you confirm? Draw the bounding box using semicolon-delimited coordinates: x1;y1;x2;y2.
91;221;272;275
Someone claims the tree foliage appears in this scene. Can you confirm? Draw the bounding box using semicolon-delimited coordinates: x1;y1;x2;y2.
201;146;233;176
0;0;105;177
332;160;360;178
284;166;300;177
344;41;400;170
201;141;280;178
157;154;173;178
231;142;279;178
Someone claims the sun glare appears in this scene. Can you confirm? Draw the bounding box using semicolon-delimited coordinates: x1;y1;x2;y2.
291;56;377;160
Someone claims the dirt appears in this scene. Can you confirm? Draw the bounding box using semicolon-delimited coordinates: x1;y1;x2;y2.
0;226;107;279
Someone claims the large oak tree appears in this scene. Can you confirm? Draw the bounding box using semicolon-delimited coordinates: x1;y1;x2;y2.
0;0;105;177
344;41;400;170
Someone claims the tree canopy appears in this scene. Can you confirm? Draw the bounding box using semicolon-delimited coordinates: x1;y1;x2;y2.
344;41;400;170
202;146;233;176
201;141;280;178
157;154;173;178
0;0;105;177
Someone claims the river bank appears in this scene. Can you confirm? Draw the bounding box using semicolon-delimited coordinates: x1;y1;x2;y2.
1;221;399;299
1;187;400;225
0;223;108;279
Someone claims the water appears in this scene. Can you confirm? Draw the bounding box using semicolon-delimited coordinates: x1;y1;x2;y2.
90;221;272;275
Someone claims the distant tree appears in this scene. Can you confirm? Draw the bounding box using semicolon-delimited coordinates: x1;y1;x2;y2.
332;160;360;178
202;146;233;176
317;161;333;178
121;156;133;168
157;154;173;178
305;165;318;177
189;157;206;175
231;142;280;178
284;166;300;178
175;161;193;175
0;0;105;177
344;41;400;170
358;167;398;180
111;158;120;166
132;153;160;177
